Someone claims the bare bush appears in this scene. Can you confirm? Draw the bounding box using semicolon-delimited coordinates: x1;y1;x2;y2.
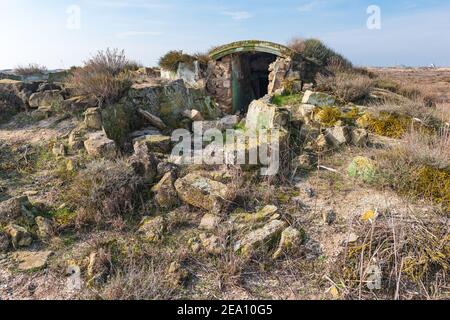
287;37;306;53
14;63;47;76
66;48;139;106
316;71;374;103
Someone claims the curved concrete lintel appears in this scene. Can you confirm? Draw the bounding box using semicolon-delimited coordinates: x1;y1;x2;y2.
209;40;296;60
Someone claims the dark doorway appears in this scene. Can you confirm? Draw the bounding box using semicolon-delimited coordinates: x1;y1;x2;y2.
231;52;277;113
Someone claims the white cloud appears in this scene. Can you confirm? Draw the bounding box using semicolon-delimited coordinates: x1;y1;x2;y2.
297;1;321;12
221;11;253;20
116;31;162;39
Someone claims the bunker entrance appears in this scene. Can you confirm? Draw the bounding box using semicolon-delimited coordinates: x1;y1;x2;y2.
231;52;277;114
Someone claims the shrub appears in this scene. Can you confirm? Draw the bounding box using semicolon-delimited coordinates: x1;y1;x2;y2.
316;71;374;103
314;106;342;127
14;63;47;76
289;38;353;69
65;159;143;227
65;48;138;106
158;50;195;72
377;127;450;211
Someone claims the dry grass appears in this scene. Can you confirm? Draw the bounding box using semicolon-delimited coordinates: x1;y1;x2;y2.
376;127;450;211
334;210;449;300
316;71;374;103
65;48;139;106
65;159;144;227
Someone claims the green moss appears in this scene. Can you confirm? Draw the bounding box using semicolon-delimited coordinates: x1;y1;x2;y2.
272;93;303;106
51;207;77;226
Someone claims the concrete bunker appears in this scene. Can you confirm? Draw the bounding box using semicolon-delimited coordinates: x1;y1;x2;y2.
208;40;298;114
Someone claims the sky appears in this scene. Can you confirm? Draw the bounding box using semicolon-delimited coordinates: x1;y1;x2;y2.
1;0;450;69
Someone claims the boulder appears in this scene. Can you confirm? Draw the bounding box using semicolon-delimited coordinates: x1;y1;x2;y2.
151;171;178;209
28;90;63;108
133;135;172;154
348;156;376;183
84;107;103;130
12;250;52;271
35;216;54;240
234;219;287;257
325;126;351;147
273;227;304;259
301;90;336;107
350;128;369;147
199;214;221;231
246;99;289;131
138;216;166;242
167;261;189;287
84;131;117;159
290;104;316;124
5;224;32;248
61;95;98;112
0;196;33;225
174;173;232;214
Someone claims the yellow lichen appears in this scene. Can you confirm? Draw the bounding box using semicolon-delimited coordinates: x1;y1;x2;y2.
314;106;342;127
411;166;450;212
357;112;411;139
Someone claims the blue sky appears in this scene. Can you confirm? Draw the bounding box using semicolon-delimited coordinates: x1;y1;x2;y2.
1;0;449;68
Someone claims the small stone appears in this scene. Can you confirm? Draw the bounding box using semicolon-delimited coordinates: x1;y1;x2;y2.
35;216;54;240
167;261;188;287
273;227;303;259
151;171;178;209
183;109;204;121
84;131;117;159
342;233;359;245
133;135;172;154
0;196;32;224
5;224;32;248
325;126;351;147
322;210;336;225
174;173;232;214
199;214;221;231
234;219;288;257
13;250;53;271
138;216;166;242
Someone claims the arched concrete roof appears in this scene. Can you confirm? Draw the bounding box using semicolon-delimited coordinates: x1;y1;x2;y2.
209;40;296;60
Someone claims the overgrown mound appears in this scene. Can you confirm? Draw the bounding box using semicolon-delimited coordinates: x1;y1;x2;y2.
65;48;140;106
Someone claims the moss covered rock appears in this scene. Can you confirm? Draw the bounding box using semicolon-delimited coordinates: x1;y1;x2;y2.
348;156;376;183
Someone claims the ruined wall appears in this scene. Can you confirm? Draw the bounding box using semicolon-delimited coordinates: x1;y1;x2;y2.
206;56;233;114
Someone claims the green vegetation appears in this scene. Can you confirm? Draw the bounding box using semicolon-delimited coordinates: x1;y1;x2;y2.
271;93;303;106
158;50;196;72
